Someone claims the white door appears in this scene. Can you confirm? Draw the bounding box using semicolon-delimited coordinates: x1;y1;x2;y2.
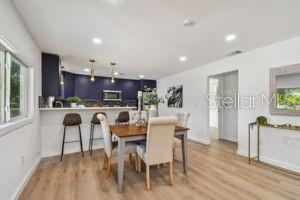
218;71;238;142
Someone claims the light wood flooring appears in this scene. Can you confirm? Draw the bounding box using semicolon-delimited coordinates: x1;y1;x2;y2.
19;140;300;200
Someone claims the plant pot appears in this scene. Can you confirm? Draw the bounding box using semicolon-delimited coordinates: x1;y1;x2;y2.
148;105;158;118
71;103;77;108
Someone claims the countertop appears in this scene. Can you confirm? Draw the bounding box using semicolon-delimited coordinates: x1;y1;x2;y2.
39;106;137;111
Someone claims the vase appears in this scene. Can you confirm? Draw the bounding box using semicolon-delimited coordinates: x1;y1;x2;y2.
148;105;158;118
71;103;77;108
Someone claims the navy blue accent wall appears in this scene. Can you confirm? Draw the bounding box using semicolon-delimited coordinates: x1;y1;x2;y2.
140;79;157;91
71;73;148;100
42;53;60;97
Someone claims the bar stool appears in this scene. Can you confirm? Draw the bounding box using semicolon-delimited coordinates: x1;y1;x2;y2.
115;111;130;124
60;113;84;161
89;112;107;155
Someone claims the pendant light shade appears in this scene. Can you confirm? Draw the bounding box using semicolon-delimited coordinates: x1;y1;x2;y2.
111;62;116;83
90;59;95;82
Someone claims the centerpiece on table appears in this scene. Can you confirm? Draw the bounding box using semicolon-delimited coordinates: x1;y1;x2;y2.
66;96;81;108
144;86;164;118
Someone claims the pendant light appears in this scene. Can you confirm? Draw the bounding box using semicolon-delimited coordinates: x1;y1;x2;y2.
60;71;64;85
111;62;116;83
90;59;95;82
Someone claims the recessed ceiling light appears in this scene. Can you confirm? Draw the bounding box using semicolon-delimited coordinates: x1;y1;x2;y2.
179;56;187;61
139;75;145;78
92;38;102;44
182;19;195;27
226;34;236;41
84;68;90;72
114;72;119;75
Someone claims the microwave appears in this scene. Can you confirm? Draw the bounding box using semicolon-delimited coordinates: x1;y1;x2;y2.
102;90;122;101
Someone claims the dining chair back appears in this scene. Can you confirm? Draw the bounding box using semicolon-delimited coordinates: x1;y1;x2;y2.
98;114;113;157
175;112;190;127
146;116;178;165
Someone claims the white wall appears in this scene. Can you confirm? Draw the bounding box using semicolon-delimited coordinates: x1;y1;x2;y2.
0;0;41;199
157;36;300;154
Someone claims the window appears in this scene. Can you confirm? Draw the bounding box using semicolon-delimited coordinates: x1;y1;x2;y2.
0;45;28;124
277;88;300;110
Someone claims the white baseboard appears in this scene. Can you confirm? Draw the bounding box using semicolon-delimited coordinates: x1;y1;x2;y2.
237;149;300;173
188;136;211;145
13;156;41;200
42;144;104;158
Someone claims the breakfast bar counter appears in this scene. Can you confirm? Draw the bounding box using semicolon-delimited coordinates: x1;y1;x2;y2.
40;107;136;157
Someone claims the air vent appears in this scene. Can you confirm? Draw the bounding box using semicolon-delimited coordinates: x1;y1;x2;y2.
226;50;243;57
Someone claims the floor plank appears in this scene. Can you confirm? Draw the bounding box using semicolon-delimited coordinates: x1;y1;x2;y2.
19;140;300;200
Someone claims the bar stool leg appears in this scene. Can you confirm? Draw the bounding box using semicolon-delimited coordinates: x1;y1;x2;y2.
60;125;67;161
89;123;93;155
78;125;84;157
90;124;95;155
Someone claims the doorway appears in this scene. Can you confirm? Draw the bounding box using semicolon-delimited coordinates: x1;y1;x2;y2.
208;70;238;143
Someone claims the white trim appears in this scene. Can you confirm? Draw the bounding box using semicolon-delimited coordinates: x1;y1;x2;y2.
13;156;41;200
42;144;104;158
0;117;34;137
237;149;300;173
188;136;211;145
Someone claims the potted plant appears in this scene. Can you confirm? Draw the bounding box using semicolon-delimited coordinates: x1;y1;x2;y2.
66;96;81;108
144;87;164;117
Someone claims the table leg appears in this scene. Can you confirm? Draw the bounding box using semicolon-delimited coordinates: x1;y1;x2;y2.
117;138;125;192
181;132;188;175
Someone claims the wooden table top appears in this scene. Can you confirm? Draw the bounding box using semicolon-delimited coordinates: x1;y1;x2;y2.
110;124;189;138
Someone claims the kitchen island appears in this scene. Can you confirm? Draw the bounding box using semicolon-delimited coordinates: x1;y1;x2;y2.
40;107;136;157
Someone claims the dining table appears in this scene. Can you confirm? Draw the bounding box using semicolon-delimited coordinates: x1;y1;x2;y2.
109;124;189;192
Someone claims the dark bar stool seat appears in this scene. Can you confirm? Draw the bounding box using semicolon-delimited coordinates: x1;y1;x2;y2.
89;112;107;155
60;113;84;161
115;111;130;124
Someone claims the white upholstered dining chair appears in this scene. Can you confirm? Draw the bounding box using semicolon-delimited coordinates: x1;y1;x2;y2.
129;110;147;124
98;114;138;177
173;112;190;155
136;116;178;190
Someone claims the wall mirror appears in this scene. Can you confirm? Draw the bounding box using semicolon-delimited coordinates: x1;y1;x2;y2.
270;63;300;115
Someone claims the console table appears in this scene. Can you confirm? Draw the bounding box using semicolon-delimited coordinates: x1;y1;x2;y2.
248;122;300;175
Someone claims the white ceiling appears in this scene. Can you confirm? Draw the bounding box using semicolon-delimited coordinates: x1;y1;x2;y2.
12;0;300;80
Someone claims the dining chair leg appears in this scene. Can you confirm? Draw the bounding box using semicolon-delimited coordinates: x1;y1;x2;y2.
129;153;132;161
163;163;166;168
157;164;160;170
169;162;173;185
173;147;175;159
103;153;108;169
134;153;138;171
137;156;142;173
106;157;112;178
146;165;151;190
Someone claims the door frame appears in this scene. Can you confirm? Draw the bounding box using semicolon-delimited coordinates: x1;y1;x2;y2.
207;70;239;144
